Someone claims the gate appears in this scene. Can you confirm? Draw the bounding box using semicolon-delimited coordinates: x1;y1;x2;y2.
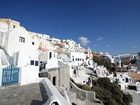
2;65;19;86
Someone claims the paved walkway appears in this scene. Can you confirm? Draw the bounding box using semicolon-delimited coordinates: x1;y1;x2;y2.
123;90;140;105
0;83;101;105
128;90;140;105
0;83;48;105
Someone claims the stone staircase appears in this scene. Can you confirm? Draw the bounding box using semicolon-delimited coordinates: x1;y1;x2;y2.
67;91;77;102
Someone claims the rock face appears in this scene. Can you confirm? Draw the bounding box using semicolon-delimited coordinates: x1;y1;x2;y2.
0;83;47;105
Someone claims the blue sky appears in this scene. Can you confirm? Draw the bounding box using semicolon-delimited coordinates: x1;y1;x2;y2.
0;0;140;55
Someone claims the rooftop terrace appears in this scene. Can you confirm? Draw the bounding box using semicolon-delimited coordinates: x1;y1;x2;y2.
0;83;48;105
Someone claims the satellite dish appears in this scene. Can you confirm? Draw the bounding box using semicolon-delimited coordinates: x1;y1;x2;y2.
0;22;8;32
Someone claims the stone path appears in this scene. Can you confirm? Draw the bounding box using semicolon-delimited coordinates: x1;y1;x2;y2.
0;83;48;105
128;90;140;105
0;83;101;105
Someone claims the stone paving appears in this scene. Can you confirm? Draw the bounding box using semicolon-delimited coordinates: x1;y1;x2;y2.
0;83;101;105
0;83;48;105
123;89;140;105
128;90;140;105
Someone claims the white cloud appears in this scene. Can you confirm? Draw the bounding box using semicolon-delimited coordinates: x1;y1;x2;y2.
78;36;90;47
97;37;104;41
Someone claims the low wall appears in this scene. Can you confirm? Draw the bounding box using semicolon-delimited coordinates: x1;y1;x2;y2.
41;79;71;105
20;65;40;85
70;81;103;104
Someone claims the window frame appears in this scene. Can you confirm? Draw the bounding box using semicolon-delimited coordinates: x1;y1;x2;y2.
35;61;38;66
30;60;34;65
19;36;25;43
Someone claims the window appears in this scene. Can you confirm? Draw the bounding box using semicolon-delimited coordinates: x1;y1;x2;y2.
72;58;74;61
13;25;15;28
49;52;52;59
78;58;79;61
19;37;25;43
126;78;128;82
32;42;35;45
74;70;76;75
35;61;38;66
52;76;56;86
72;56;74;61
30;60;34;65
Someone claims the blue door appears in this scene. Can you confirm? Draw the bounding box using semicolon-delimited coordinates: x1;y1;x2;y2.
2;65;19;86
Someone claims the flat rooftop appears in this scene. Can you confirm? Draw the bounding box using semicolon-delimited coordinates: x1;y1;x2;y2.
128;72;140;81
0;83;48;105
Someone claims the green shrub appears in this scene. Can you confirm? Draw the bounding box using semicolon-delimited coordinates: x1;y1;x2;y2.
122;93;133;105
93;56;111;71
107;99;117;105
74;77;133;105
92;78;132;105
97;78;112;91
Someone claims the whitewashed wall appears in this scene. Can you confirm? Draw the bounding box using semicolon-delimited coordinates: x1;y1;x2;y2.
20;65;39;85
70;52;86;66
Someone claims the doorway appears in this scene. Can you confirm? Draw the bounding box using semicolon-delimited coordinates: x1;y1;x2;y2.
52;76;56;86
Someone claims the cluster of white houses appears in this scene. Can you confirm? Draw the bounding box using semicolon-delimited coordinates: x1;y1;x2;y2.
0;18;140;105
0;18;96;105
0;18;95;86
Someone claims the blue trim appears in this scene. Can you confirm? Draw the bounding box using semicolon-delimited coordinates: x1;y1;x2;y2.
2;65;19;86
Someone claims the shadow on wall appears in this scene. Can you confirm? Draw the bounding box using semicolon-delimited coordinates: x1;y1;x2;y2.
30;83;48;105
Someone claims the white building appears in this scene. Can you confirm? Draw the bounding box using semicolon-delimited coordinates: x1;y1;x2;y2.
0;18;106;105
69;52;86;66
96;66;109;77
101;52;115;64
0;18;96;89
0;18;59;86
108;72;133;90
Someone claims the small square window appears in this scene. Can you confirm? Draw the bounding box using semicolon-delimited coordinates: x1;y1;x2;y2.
35;61;38;66
19;37;25;43
30;60;34;65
